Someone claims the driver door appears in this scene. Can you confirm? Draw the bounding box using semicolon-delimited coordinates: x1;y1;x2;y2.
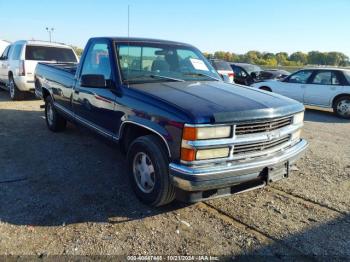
273;70;313;102
72;41;120;136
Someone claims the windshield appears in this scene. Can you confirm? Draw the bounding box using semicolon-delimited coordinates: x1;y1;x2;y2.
242;64;262;74
116;43;221;84
25;45;77;62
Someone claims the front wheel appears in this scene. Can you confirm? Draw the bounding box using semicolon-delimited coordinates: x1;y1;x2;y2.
333;96;350;119
45;96;67;132
127;135;175;207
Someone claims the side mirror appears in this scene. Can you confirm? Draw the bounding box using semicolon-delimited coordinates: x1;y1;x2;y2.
250;72;257;79
81;74;106;88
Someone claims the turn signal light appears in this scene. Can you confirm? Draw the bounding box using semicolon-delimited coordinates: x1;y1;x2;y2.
180;148;196;162
182;126;197;141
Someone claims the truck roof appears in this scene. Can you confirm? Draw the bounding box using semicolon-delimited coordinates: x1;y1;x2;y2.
92;37;194;47
11;40;72;48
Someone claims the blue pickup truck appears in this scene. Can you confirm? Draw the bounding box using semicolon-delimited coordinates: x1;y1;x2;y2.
35;37;308;206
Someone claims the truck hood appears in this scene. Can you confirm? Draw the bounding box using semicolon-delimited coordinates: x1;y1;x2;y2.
130;81;304;124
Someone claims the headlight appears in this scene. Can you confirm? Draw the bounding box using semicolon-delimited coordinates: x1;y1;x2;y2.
181;125;232;162
291;130;301;142
183;126;231;140
293;112;304;125
196;148;230;160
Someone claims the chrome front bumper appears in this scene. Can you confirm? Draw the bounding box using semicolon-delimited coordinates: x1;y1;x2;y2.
169;139;308;192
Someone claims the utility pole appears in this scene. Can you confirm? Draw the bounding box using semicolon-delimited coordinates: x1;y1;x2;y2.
45;27;54;42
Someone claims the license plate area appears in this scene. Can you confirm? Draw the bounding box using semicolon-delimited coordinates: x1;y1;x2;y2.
267;162;289;183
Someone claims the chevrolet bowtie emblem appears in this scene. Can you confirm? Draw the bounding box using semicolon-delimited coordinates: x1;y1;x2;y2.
267;132;280;140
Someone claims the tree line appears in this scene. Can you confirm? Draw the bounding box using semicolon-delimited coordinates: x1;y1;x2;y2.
70;44;349;67
204;51;349;67
71;46;84;57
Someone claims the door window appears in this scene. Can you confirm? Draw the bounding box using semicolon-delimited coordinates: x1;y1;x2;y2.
260;72;273;80
81;43;111;80
233;67;247;78
287;70;312;84
0;46;11;60
311;71;339;85
11;45;23;60
343;71;350;84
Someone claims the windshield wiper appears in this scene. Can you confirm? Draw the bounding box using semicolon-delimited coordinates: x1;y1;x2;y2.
182;72;220;81
124;74;185;84
149;74;185;82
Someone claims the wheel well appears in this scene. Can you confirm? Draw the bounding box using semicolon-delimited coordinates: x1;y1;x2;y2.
259;86;272;92
42;87;50;100
332;94;350;108
119;123;170;157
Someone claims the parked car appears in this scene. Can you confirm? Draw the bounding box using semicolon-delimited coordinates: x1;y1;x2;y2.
35;37;307;207
230;63;262;85
251;68;350;118
260;69;290;80
0;40;78;100
209;59;234;83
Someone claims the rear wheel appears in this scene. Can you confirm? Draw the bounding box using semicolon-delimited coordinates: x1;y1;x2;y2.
45;96;67;132
127;135;175;207
8;76;25;100
260;86;272;92
333;96;350;119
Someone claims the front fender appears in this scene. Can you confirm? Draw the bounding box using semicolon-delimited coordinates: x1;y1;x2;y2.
119;115;183;159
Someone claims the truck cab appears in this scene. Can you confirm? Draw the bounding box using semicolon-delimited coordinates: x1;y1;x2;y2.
35;37;308;206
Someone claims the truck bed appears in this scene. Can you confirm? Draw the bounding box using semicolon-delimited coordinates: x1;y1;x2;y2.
38;62;78;75
35;62;78;98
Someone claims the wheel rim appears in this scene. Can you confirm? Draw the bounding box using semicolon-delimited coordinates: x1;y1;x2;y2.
336;99;350;117
9;79;15;99
47;102;54;125
133;152;156;193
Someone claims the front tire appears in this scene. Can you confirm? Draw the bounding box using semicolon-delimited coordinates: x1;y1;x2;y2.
45;96;67;132
333;96;350;119
127;135;175;207
8;76;25;100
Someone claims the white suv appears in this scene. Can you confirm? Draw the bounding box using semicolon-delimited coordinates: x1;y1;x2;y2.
0;40;78;100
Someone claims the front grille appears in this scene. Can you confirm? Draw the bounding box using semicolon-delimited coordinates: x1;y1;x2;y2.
235;117;293;135
233;136;290;155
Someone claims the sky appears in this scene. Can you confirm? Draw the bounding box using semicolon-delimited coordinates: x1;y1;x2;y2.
1;0;350;56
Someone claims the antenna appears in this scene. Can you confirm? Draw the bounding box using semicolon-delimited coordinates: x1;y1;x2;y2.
127;5;130;88
128;5;130;38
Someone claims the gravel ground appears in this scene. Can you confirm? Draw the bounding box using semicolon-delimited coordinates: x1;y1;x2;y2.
0;90;349;260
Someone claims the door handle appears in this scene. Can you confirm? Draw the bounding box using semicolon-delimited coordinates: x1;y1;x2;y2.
74;89;79;94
